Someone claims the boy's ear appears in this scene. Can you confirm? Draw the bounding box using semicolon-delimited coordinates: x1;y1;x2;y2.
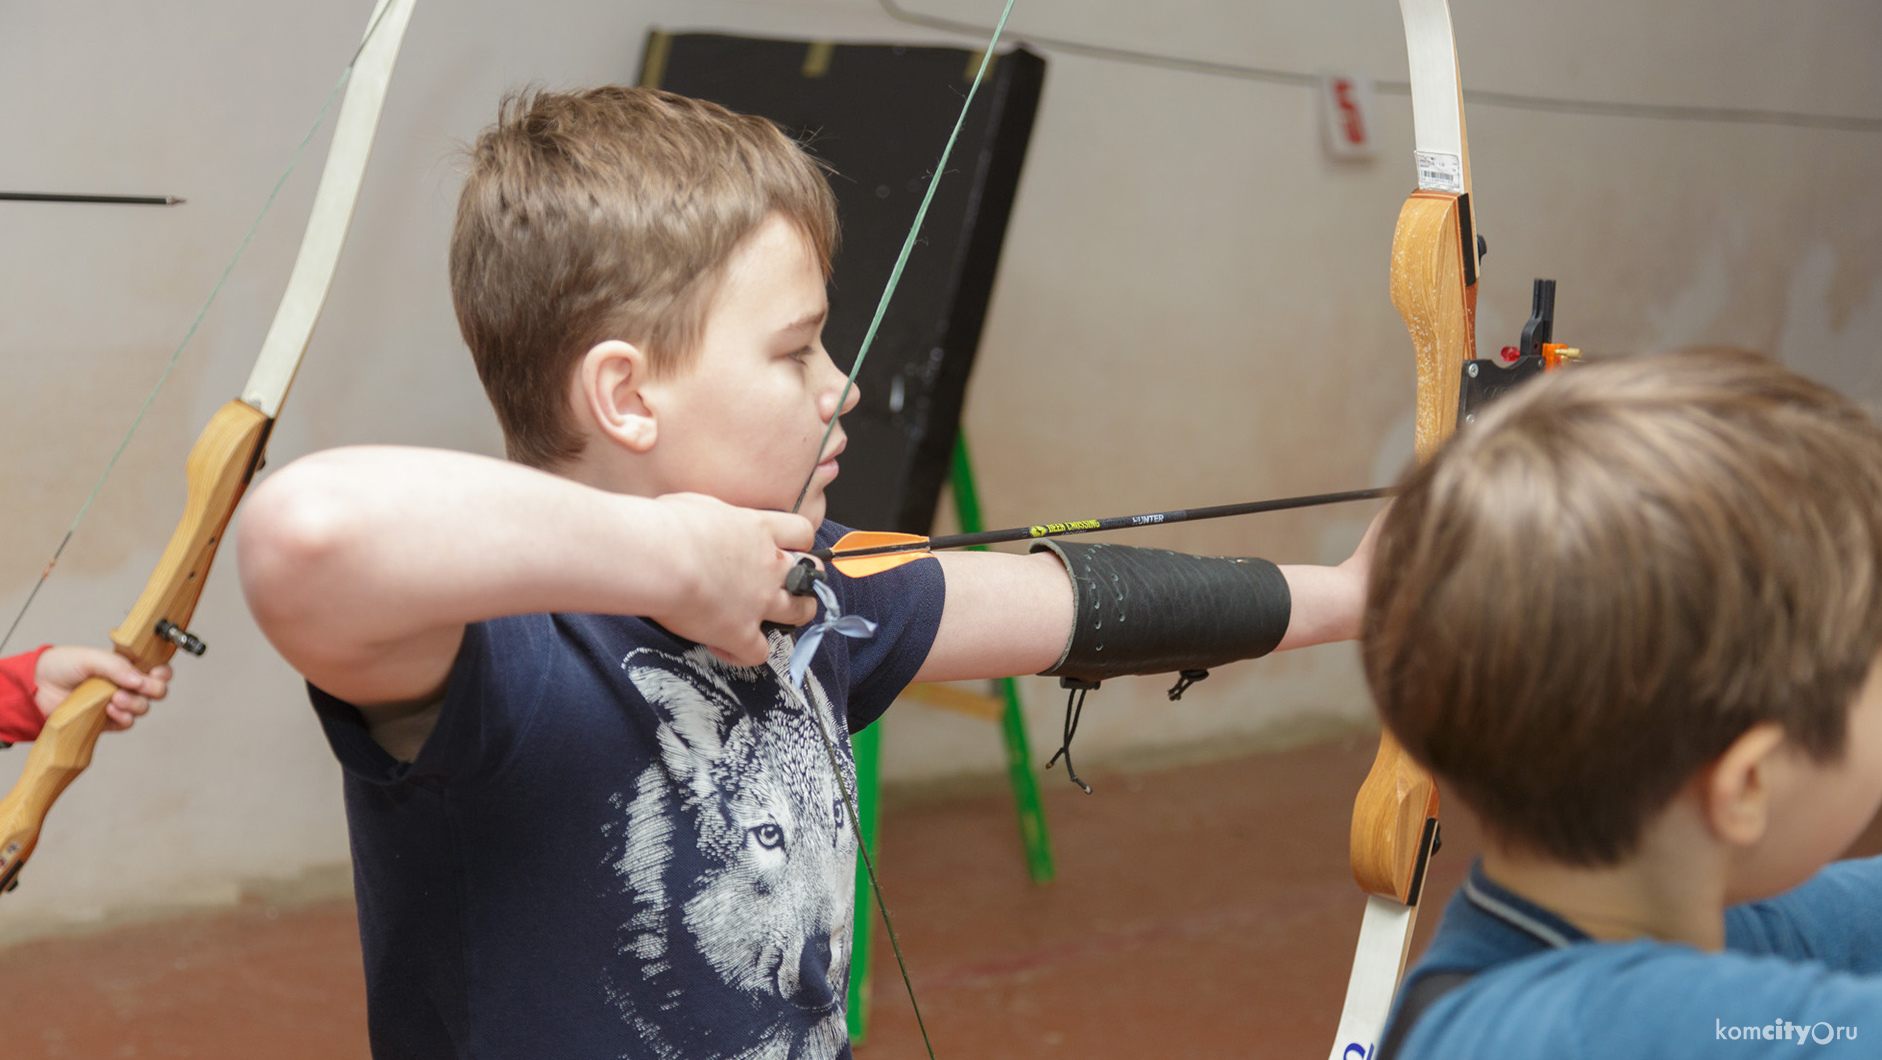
1700;721;1789;846
578;339;658;452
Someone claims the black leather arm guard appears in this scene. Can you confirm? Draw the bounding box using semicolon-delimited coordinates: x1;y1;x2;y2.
1031;540;1291;683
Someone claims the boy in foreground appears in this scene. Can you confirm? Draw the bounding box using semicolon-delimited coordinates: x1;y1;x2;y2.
1368;349;1882;1058
237;87;1374;1058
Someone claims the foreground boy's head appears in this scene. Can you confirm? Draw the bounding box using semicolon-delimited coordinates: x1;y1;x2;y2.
450;87;857;523
1365;350;1882;908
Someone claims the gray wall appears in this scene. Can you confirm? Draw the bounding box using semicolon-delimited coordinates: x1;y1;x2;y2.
2;0;1877;937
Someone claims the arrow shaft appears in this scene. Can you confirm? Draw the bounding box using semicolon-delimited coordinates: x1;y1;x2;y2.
0;192;183;205
822;486;1389;561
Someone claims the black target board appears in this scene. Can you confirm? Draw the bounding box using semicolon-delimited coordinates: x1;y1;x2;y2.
639;32;1046;533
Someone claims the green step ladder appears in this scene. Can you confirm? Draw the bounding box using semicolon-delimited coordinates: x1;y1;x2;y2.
845;433;1056;1044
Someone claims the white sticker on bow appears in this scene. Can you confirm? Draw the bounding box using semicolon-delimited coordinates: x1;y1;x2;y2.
1414;150;1464;193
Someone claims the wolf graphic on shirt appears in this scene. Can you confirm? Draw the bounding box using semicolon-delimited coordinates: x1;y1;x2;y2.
604;633;857;1060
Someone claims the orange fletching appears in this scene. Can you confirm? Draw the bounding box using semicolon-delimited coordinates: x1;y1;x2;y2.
830;551;933;578
831;530;927;552
827;530;932;578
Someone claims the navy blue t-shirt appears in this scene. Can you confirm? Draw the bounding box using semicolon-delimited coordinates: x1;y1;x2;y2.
311;521;945;1059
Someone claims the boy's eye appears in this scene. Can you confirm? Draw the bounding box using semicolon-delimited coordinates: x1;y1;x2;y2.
752;823;785;850
789;345;813;362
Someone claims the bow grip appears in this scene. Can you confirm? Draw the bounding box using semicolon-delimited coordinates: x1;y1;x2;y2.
0;400;272;896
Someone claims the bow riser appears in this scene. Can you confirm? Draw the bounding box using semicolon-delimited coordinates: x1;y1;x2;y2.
0;400;271;887
112;401;272;666
1392;192;1475;463
1349;731;1442;901
1347;189;1474;902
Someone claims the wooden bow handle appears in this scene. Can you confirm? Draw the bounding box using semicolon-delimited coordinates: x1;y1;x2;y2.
1349;188;1474;901
0;399;270;892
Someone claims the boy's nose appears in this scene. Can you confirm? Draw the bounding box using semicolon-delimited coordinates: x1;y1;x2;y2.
821;372;860;421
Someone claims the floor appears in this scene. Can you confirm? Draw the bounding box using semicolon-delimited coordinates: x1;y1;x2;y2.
2;734;1874;1059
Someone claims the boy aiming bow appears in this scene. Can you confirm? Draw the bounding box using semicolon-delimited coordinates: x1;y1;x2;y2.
239;87;1374;1057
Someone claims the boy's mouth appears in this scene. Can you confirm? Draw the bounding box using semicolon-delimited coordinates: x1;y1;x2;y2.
817;437;846;477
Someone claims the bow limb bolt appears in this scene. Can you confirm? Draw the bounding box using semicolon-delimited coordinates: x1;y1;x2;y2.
0;0;419;895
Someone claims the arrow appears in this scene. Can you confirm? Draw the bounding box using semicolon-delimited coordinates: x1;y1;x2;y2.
815;486;1388;577
0;192;185;206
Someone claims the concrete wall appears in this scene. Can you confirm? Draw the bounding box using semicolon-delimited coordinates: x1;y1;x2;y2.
1;0;1876;937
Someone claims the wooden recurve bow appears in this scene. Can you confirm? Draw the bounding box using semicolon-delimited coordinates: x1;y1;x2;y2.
1327;0;1478;1055
0;0;420;895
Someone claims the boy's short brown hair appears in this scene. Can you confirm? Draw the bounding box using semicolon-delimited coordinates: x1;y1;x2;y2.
450;86;838;468
1365;350;1882;866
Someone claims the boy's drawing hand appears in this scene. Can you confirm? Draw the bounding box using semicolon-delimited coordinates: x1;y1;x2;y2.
656;494;818;666
34;647;172;731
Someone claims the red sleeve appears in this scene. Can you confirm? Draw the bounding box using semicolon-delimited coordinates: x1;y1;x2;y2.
0;645;51;745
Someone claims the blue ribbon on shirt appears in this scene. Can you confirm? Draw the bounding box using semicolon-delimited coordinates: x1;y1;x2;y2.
786;575;878;691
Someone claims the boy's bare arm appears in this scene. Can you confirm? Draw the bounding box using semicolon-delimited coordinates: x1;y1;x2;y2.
915;551;1076;682
914;516;1378;684
238;446;816;712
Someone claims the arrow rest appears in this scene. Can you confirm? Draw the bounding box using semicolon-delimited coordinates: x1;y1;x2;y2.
1458;278;1582;424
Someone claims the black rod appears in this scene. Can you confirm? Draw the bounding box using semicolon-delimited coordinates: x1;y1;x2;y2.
0;192;185;206
819;485;1391;560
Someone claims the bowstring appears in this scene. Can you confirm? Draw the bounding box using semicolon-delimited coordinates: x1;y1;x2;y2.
0;1;398;656
787;3;1018;1054
803;686;937;1058
790;0;1018;516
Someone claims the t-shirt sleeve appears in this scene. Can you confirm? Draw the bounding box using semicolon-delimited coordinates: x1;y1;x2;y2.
1726;855;1882;975
310;614;557;787
829;549;945;732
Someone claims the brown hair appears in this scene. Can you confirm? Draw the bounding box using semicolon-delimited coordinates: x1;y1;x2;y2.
450;86;839;468
1364;349;1882;865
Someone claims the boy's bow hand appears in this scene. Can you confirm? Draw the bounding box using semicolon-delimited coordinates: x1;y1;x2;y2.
34;646;172;731
655;494;818;666
1333;504;1388;639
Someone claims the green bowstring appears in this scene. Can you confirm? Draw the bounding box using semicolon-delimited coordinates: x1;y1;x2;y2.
0;1;399;656
791;0;1019;516
788;4;1018;1057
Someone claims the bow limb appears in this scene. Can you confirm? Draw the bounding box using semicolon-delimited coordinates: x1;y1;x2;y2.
0;0;420;894
1328;0;1476;1054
